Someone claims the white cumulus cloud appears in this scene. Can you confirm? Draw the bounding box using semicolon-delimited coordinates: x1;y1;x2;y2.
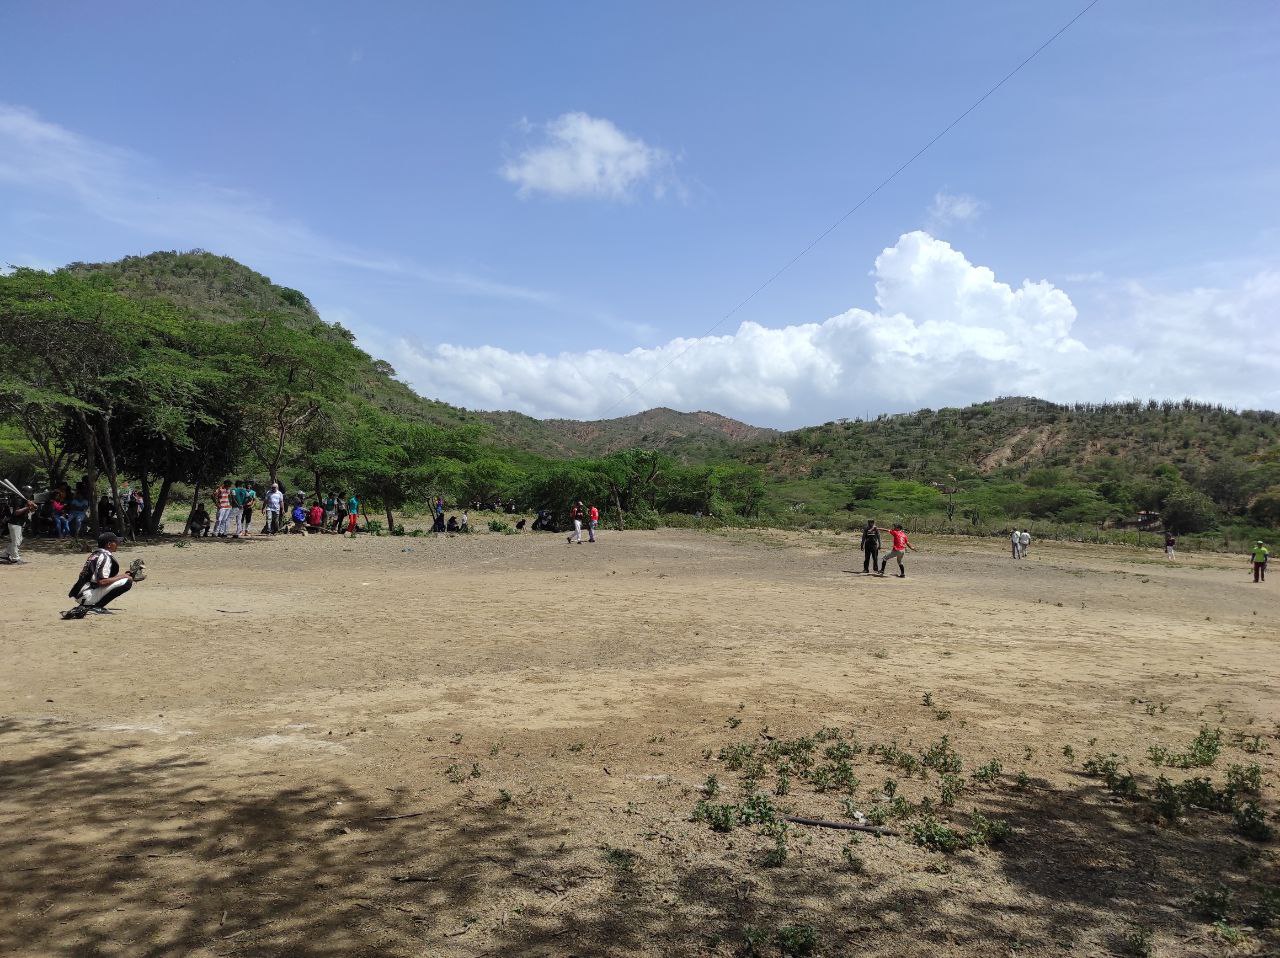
501;112;674;200
385;231;1280;428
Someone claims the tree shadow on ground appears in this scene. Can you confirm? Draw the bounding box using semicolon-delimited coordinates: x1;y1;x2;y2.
2;717;1275;957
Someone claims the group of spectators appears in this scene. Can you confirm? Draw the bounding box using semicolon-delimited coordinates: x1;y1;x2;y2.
187;481;363;537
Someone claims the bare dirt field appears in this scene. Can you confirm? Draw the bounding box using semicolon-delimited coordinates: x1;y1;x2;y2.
2;527;1278;958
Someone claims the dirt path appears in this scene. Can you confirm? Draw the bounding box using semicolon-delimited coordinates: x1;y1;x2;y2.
2;529;1277;957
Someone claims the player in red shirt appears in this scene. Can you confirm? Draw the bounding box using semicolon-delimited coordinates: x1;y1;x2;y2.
877;523;916;578
588;504;599;542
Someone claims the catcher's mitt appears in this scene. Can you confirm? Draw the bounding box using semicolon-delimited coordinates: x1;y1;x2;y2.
128;558;147;581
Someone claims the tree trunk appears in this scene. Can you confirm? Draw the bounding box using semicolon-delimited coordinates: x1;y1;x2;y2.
94;414;125;536
385;504;394;532
139;471;154;535
612;487;625;530
150;475;174;535
73;409;101;536
184;482;201;537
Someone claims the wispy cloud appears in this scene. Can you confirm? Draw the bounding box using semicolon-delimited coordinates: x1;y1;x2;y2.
0;102;548;303
501;112;677;201
926;190;984;230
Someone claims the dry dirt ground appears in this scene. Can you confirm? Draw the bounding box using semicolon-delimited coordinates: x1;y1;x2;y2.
2;527;1278;958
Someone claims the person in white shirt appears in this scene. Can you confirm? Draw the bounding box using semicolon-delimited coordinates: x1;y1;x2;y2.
265;483;284;535
1019;529;1031;558
61;532;143;619
1011;529;1021;559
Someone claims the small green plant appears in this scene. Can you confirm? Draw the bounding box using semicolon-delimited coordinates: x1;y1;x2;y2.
774;766;791;796
968;811;1010;847
1226;763;1263;796
1190;883;1233;921
497;788;512;806
739;925;770;958
1211;921;1248;945
487;518;510;533
1235;733;1267;754
939;773;964;807
693;800;737;833
445;764;464;783
1062;744;1075;762
1249;887;1280;928
840;838;865;872
469;762;482;779
761;823;789;867
971;760;1002;784
934;709;952;721
1233;801;1273;841
602;845;638;872
882;777;898;798
774;924;818;957
910;815;966;853
567;742;585;753
922;692;934;707
718;743;756;770
921;736;962;774
702;774;720;798
727;716;742;729
1119;926;1154;957
1015;770;1031;789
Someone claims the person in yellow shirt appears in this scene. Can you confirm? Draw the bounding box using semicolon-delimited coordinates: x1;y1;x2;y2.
1251;541;1269;583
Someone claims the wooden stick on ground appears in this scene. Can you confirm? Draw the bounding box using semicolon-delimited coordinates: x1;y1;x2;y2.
784;815;900;836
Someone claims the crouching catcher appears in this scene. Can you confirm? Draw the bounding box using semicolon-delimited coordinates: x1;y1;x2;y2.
61;532;147;619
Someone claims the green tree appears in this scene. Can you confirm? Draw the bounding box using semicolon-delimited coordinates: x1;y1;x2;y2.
1160;487;1218;534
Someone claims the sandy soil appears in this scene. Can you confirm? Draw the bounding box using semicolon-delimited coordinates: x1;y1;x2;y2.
2;527;1277;957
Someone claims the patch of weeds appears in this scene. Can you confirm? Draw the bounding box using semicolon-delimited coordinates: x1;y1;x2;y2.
1158;726;1223;768
760;821;789;867
738;792;780;826
693;801;737;833
469;762;482;779
567;742;585;753
445;764;465;784
1062;744;1075;763
738;925;770;958
1109;770;1140;801
871;649;888;659
1015;770;1031;789
921;692;933;707
921;735;963;774
1151;776;1184;820
1023;746;1035;761
1145;703;1157;716
488;742;501;756
497;789;512;806
1083;752;1122;779
1233;801;1273;841
1190;882;1233;921
971;760;1002;784
934;709;952;721
702;774;720;798
1249;887;1280;928
774;766;791;796
727;716;742;729
1226;763;1262;796
1119;926;1154;957
1147;745;1171;766
774;924;818;957
882;777;898;798
601;845;638;873
823;740;857;762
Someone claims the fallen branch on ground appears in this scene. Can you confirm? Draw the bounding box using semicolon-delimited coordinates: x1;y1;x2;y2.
784;815;899;836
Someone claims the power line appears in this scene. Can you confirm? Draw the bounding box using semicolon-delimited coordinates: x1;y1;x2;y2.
597;0;1103;422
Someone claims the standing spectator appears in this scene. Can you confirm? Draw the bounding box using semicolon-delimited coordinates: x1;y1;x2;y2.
433;495;446;533
877;523;916;578
323;491;338;528
460;510;469;532
1010;528;1022;559
1018;529;1031;558
264;483;284;535
331;494;347;533
567;501;585;545
230;480;248;537
346;491;361;534
1252;540;1269;583
97;492;117;532
3;489;36;564
68;489;90;538
587;504;600;543
212;481;233;536
241;482;257;538
1164;532;1176;560
860;520;882;574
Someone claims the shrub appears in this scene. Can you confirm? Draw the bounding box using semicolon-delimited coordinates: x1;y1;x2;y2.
488;519;511;533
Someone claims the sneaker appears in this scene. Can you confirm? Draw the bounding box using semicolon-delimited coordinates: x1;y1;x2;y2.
88;606;114;615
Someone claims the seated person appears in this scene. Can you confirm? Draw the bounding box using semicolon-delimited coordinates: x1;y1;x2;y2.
308;502;325;532
290;503;309;534
446;515;459;532
188;503;212;537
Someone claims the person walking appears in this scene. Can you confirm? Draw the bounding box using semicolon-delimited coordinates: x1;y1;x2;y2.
588;504;599;543
567;501;584;545
212;480;234;537
1252;540;1270;583
3;489;36;564
1018;529;1031;559
1011;528;1022;559
877;523;916;578
264;482;284;535
60;531;145;618
860;520;882;573
1164;532;1176;560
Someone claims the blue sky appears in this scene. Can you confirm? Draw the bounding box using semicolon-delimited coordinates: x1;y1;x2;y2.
2;1;1278;426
